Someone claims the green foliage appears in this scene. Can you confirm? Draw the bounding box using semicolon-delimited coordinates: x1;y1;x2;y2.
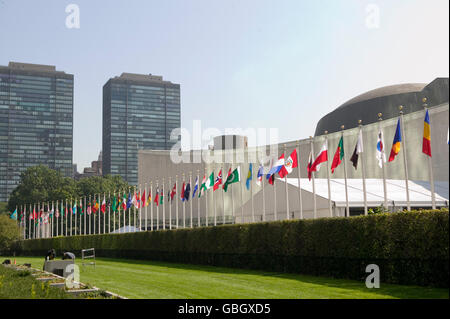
0;202;8;215
7;166;131;212
17;209;449;288
0;215;21;253
76;174;130;197
0;265;72;299
7;165;77;212
368;205;389;215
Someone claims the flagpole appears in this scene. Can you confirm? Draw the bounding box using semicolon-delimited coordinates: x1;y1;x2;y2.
133;187;137;231
107;192;110;233
139;185;142;231
83;196;86;235
341;126;350;217
324;132;333;217
162;178;166;230
169;177;172;230
175;175;179;228
189;172;193;228
423;98;436;209
213;165;217;226
262;163;266;222
310;137;317;219
222;166;226;224
251;164;255;223
79;198;82;235
51;202;53;237
357;120;368;215
231;168;235;224
197;170;201;227
399;105;411;211
150;182;153;231
239;166;244;223
144;184;147;231
296;141;303;219
378;113;388;209
155;181;159;230
205;168;209;227
183;173;187;228
28;204;31;239
284;144;290;220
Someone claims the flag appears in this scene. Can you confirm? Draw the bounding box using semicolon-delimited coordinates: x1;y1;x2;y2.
206;172;214;190
101;197;106;213
79;200;84;215
199;175;207;197
192;177;199;198
331;137;344;174
94;199;99;213
223;167;241;192
181;182;186;201
131;192;138;209
170;183;177;201
65;205;68;216
72;202;77;215
154;188;160;206
136;191;141;209
388;119;402;162
310;141;328;172
376;129;386;168
10;209;17;220
147;191;151;206
307;150;314;181
141;190;146;207
167;191;170;202
350;129;364;169
160;191;164;205
184;183;191;201
112;195;117;212
126;193;132;209
223;168;232;190
422;110;431;157
268;173;275;185
246;164;252;190
279;149;298;178
256;165;263;186
120;193;126;210
55;206;60;218
213;169;222;191
266;154;285;179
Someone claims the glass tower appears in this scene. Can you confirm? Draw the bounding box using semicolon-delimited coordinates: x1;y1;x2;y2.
0;62;73;202
102;73;181;185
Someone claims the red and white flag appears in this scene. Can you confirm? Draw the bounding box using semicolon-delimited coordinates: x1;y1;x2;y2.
213;169;222;191
279;149;298;178
101;197;106;213
310;141;328;173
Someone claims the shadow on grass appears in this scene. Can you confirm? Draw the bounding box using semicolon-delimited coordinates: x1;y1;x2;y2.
87;257;449;299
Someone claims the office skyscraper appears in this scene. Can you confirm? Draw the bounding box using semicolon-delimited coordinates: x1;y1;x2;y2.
102;73;181;185
0;62;73;201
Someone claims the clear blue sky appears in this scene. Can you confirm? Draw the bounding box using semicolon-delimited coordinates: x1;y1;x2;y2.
0;0;448;170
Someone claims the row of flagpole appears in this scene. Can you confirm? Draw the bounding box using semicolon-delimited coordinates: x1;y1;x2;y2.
13;101;442;238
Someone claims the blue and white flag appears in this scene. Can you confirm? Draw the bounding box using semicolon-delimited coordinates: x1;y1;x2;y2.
10;209;17;220
192;177;199;198
256;165;264;186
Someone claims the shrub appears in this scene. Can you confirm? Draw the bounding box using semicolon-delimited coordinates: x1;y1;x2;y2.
0;214;21;254
16;209;449;287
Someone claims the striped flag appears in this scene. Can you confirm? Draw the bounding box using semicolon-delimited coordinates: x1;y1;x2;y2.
388;119;402;162
422;110;431;157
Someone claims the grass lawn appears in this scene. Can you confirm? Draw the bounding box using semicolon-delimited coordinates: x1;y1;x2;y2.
3;256;448;299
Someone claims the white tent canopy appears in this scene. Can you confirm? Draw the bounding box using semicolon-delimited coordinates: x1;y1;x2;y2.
282;178;449;208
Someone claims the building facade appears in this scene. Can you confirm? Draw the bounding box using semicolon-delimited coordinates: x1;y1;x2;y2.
102;73;180;185
0;62;73;202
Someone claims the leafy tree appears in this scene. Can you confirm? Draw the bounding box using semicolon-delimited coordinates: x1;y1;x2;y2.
8;165;77;212
0;214;21;252
0;202;8;215
7;166;131;211
76;175;131;198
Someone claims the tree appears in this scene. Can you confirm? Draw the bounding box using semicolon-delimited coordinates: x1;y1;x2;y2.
7;165;78;212
76;175;130;198
0;214;21;252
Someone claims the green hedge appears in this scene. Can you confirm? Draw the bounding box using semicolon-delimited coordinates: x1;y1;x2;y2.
14;209;449;287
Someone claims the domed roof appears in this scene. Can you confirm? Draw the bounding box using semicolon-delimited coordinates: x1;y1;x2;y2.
338;83;427;109
314;78;449;136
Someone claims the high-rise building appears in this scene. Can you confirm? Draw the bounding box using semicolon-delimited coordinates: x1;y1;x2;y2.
0;62;74;202
102;73;180;185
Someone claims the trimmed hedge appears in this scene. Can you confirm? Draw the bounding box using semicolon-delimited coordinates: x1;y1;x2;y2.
14;209;449;287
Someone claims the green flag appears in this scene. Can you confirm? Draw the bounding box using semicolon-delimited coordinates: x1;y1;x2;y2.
112;195;117;212
223;167;241;192
205;172;214;190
